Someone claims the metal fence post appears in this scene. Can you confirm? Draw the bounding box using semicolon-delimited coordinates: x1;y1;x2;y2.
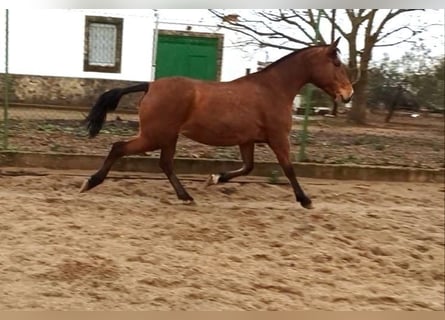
298;87;313;161
151;9;159;81
297;10;321;162
3;9;9;149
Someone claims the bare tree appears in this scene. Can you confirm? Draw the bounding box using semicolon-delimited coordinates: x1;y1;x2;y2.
209;9;441;124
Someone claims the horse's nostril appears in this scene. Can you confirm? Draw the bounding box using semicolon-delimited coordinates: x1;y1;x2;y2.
343;96;352;103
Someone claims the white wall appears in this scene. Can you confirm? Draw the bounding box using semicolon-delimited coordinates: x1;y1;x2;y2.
2;10;80;77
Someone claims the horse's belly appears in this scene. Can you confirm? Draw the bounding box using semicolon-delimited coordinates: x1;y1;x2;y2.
180;121;262;146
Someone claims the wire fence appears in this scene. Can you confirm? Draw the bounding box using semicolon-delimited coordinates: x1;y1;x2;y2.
0;9;314;163
0;10;151;154
1;9;444;172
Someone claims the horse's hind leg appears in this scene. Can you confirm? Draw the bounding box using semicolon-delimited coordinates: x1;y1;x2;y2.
268;138;313;209
80;137;154;193
206;142;254;185
159;139;194;203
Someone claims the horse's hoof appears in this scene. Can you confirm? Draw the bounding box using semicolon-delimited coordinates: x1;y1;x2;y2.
303;203;314;210
205;174;220;186
301;199;314;210
182;199;196;205
79;179;90;193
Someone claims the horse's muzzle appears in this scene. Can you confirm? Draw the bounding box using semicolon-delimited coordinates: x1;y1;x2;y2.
339;89;354;103
341;95;352;103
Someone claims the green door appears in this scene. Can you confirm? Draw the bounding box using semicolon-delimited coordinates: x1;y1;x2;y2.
155;34;219;80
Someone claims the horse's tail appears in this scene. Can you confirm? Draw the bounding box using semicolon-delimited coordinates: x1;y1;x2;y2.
85;82;149;138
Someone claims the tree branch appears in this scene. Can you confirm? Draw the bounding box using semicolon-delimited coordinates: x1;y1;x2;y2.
372;9;421;39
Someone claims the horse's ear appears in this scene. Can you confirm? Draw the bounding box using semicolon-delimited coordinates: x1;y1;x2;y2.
334;37;341;46
329;37;340;49
328;37;341;56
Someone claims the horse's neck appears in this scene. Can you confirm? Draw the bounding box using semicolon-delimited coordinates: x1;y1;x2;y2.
261;53;311;101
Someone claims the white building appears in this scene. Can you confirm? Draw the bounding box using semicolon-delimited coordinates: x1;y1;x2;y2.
0;9;269;82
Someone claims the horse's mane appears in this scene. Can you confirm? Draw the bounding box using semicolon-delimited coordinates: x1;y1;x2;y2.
261;44;340;71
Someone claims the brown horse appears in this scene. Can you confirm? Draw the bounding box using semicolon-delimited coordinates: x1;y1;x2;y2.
80;38;353;209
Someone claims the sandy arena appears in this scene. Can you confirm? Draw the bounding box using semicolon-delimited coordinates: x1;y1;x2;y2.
0;168;443;310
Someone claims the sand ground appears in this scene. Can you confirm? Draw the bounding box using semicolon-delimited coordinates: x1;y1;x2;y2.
0;168;443;310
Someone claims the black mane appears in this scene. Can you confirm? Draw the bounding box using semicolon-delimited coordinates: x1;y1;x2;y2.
261;44;340;71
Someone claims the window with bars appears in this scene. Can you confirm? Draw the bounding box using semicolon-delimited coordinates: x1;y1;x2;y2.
84;16;123;73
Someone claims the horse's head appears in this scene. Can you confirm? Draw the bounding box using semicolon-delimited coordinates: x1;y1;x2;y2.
309;38;354;103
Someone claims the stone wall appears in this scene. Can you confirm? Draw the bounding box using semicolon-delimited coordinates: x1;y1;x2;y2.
0;74;145;112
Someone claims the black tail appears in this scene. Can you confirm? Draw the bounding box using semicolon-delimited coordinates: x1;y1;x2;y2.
85;82;149;138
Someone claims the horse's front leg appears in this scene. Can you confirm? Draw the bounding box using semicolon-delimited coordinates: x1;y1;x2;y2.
268;137;313;209
206;142;254;185
332;100;338;116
